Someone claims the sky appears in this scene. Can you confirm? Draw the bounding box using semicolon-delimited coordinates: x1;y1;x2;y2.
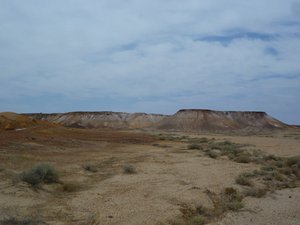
0;0;300;124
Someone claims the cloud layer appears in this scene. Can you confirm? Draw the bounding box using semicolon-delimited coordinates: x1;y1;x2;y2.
0;0;300;124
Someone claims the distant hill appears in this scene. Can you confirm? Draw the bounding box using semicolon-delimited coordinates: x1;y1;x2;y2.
0;112;38;130
25;111;166;129
0;112;59;131
24;109;290;132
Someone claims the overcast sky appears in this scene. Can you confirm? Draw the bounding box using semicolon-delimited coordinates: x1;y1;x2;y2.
0;0;300;124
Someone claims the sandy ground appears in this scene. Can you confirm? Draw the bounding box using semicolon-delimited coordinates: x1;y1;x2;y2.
211;188;300;225
0;127;299;225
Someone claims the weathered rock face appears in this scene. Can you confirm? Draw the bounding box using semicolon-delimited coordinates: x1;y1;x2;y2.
157;109;289;131
25;109;289;132
26;111;167;129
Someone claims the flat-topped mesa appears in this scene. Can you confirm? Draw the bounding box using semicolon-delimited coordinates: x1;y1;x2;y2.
158;109;288;131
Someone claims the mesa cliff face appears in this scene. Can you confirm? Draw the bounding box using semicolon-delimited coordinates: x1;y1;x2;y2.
25;109;289;132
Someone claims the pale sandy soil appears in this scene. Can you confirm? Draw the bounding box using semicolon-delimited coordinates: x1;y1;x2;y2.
0;127;299;225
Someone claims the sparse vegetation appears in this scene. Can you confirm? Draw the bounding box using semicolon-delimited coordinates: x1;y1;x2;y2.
233;151;300;192
204;140;260;164
21;163;59;186
123;164;136;174
177;187;244;225
216;188;244;212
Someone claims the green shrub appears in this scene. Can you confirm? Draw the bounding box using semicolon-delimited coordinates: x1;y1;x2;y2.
21;163;59;186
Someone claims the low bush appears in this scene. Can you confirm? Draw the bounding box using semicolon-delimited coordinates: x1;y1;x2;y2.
21;163;59;186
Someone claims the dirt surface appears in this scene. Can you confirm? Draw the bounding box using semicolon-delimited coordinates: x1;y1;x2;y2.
211;188;300;225
0;127;299;225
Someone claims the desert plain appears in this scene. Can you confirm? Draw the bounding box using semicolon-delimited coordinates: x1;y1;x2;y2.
0;111;299;225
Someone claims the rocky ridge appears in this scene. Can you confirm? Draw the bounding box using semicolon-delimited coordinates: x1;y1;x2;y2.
25;109;289;132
